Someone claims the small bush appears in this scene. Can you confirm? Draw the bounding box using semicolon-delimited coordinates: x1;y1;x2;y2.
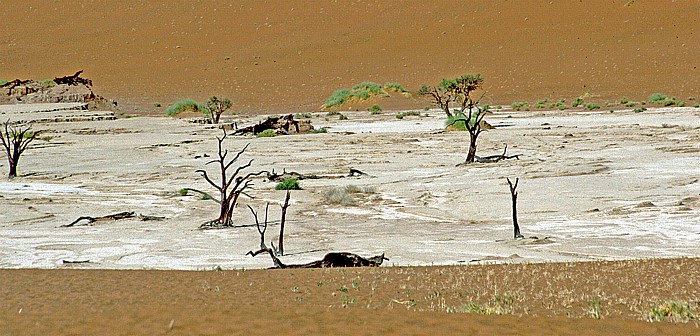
353;90;371;100
584;103;600;110
624;102;637;107
571;97;584;108
511;101;529;111
276;178;301;190
694;103;700;108
648;92;667;103
323;188;356;205
153;102;162;108
383;82;408;93
178;188;189;196
339;114;348;120
396;111;422;119
312;127;328;133
39;79;56;88
324;89;352;108
633;107;647;113
423;106;430;111
295;112;312;119
619;97;629;105
165;99;208;116
0;79;7;86
256;129;276;137
368;104;382;114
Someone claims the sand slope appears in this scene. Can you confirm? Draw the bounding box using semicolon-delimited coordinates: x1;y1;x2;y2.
2;1;698;113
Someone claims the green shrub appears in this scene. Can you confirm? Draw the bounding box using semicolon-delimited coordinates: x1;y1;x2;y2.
619;97;629;105
294;112;312;119
648;92;667;103
312;127;328;133
324;89;352;108
633;107;647;113
165;99;208;116
396;111;422;119
624;102;637;107
368;104;383;114
178;188;189;196
584;103;600;110
694;104;700;108
423;106;430;111
688;96;696;101
395;114;404;119
511;101;529;111
0;79;7;86
327;110;340;116
39;79;56;88
339;114;348;120
383;82;408;93
153;102;162;108
276;178;301;190
352;81;383;95
353;90;371;100
571;97;584;108
256;129;276;137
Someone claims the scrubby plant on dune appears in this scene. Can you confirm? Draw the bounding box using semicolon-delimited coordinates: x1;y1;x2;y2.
323;81;409;108
165;99;208;117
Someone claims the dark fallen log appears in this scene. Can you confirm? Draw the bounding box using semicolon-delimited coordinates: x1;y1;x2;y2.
231;114;314;135
475;144;520;163
62;259;91;264
53;70;93;86
62;211;135;227
265;168;369;182
248;248;389;268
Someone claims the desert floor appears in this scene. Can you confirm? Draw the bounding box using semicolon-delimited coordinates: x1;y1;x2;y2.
0;103;699;334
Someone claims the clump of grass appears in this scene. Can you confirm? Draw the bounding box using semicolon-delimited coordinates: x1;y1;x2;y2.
368;104;382;114
624;101;637;107
294;112;312;119
571;97;585;108
344;185;376;194
275;178;301;190
647;92;667;104
396;111;422;119
646;300;695;323
323;188;356;205
423;106;430;111
39;79;56;88
461;292;515;315
383;82;408;93
0;80;8;86
327;110;340;116
511;101;529;111
688;96;696;101
584;103;600;110
338;114;348;120
352;81;384;95
633;107;647;113
153;102;162;108
312;127;328;133
694;103;700;108
619;97;629;105
165;99;208;116
587;296;603;319
256;129;276;137
178;188;189;196
324;89;352;108
534;98;549;109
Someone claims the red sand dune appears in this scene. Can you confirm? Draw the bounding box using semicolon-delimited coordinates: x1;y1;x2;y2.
1;0;698;113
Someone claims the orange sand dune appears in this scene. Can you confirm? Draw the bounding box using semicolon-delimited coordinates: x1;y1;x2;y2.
1;1;698;113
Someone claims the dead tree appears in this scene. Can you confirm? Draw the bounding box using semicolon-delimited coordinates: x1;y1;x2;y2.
0;120;41;178
53;70;93;86
278;190;291;255
205;96;232;124
419;74;490;163
507;177;524;239
474;144;521;163
246;190;292;256
197;130;265;228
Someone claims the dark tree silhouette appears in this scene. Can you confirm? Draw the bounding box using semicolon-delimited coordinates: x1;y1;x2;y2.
197;130;264;227
507;177;524;239
205;96;233;124
0;120;41;178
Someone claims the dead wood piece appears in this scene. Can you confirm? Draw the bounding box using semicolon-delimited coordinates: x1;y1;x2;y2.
232;114;314;136
53;70;93;86
251;249;389;269
62;260;91;264
139;214;166;221
62;211;135;227
474;144;520;163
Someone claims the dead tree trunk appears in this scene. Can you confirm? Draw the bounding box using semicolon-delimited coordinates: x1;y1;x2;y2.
197;130;265;228
0;120;41;178
277;190;291;256
507;177;524;239
247;204;270;251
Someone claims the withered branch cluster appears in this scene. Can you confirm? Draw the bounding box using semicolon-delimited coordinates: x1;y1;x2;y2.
0;120;41;178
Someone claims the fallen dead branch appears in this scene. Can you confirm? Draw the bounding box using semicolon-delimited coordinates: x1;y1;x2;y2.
248;248;388;268
265;168;370;182
231;114;314;136
474;144;520;163
62;211;164;227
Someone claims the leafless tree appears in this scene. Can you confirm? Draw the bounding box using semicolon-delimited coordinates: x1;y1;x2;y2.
246;189;292;256
197;130;264;227
0;120;41;178
507;177;524;239
419;74;490;163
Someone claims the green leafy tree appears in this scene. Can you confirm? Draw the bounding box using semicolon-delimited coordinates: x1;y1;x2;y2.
419;74;490;163
206;96;233;124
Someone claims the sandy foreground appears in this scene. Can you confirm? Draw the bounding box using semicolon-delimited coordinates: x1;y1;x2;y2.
1;103;699;334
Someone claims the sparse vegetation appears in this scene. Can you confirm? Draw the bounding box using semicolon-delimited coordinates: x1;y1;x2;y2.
584;103;601;110
395;111;422;119
323;185;375;205
646;301;696;323
511;101;529;111
294;112;313;119
324;81;406;108
256;129;277;137
276;178;301;190
153;102;162;108
324;89;353;108
311;127;328;133
383;82;408;93
338;114;348;120
0;79;8;86
165;99;208;117
571;97;584;108
647;92;667;104
633;107;647;113
178;188;189;196
368;104;382;114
